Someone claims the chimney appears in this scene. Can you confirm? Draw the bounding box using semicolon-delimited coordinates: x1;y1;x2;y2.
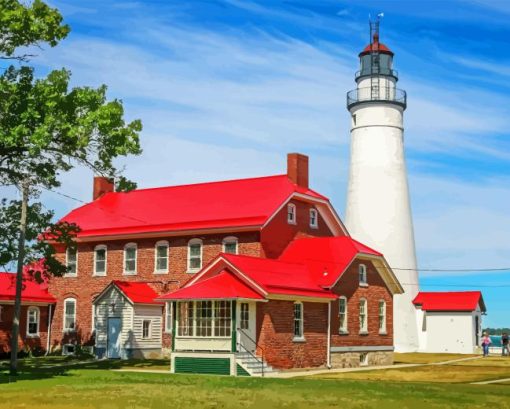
93;176;114;200
287;153;309;189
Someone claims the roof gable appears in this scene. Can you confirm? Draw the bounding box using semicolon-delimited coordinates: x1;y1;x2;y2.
94;281;163;305
60;175;329;239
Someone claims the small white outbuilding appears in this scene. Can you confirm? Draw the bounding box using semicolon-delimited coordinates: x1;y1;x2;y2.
413;291;486;354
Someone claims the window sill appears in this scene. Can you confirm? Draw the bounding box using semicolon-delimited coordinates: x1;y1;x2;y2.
359;331;369;336
93;273;107;277
379;331;388;335
293;337;306;343
64;275;78;278
154;270;169;275
310;225;318;229
359;283;368;288
339;330;349;335
63;329;77;334
123;272;137;276
287;221;297;225
186;269;200;274
26;334;40;338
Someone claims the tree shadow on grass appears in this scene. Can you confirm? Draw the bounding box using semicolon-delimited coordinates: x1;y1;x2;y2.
0;358;169;384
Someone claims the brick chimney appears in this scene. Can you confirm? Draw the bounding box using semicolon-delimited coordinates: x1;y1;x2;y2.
93;176;114;200
287;153;309;189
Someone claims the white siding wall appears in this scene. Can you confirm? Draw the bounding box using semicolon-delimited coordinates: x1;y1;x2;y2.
132;304;163;349
95;286;134;349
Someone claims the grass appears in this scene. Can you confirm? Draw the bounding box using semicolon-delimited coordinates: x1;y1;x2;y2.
0;357;509;408
393;353;477;364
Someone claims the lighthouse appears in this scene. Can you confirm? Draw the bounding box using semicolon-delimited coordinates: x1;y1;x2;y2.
345;21;419;352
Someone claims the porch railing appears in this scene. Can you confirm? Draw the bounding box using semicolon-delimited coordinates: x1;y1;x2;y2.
237;328;266;377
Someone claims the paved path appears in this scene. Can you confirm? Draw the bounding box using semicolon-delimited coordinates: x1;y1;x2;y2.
471;377;510;385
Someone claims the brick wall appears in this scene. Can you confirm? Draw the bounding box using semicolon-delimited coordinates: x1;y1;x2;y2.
0;304;50;354
48;231;262;349
256;300;328;369
330;259;394;348
261;201;335;259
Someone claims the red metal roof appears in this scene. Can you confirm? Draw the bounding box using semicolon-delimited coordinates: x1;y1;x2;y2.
279;236;382;287
413;291;485;312
113;281;163;305
0;272;56;303
59;175;328;238
158;270;264;301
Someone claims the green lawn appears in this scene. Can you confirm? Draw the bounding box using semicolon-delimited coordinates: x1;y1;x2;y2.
1;358;510;408
393;353;477;364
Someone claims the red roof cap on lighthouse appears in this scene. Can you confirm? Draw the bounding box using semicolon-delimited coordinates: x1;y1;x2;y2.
359;32;394;57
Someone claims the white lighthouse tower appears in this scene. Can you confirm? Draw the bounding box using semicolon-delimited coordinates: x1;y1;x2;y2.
345;20;419;352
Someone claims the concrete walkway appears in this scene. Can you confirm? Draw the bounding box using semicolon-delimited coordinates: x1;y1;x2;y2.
472;377;510;385
267;355;483;378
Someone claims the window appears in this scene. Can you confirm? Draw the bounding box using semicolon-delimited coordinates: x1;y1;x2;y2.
222;237;238;255
309;208;318;228
359;264;367;285
359;298;368;333
339;296;348;333
27;307;39;336
142;320;151;339
66;247;77;276
64;298;76;332
155;241;169;273
187;239;202;271
62;344;76;356
124;243;137;275
176;301;232;338
293;302;304;340
94;245;107;276
165;303;173;333
287;203;296;224
240;303;249;330
378;300;386;334
352;114;357;126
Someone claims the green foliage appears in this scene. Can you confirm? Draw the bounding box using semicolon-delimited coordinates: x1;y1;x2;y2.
0;66;142;189
0;0;69;60
0;198;80;280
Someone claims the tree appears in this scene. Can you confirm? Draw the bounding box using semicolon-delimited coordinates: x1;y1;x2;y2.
0;0;69;61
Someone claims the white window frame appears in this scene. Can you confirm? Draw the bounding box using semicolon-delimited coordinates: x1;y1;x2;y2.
293;302;305;341
93;244;107;276
165;302;173;333
359;264;368;286
142;319;152;339
379;300;387;334
240;302;249;330
175;301;232;338
65;246;78;277
222;236;238;255
154;240;169;274
359;298;368;334
27;306;40;337
309;208;318;228
338;296;348;334
187;239;203;273
63;298;77;332
123;243;137;275
287;203;297;225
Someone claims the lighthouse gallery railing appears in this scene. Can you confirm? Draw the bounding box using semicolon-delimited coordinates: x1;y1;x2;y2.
347;86;407;109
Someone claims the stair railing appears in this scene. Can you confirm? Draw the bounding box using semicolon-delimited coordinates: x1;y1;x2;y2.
237;327;266;377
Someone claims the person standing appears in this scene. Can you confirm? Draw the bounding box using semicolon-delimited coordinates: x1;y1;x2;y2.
481;332;492;357
502;332;509;357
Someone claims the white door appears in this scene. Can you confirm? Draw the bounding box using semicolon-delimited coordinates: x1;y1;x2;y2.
237;302;256;352
107;317;121;359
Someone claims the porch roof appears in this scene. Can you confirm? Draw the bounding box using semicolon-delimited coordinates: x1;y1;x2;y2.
0;272;56;304
112;281;163;305
157;270;264;301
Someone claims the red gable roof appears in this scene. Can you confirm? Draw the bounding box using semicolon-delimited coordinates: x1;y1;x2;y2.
159;270;264;301
413;291;485;312
59;175;328;238
113;281;162;305
0;272;56;304
279;236;382;287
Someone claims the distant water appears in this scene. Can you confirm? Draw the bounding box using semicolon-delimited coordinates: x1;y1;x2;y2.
490;335;502;347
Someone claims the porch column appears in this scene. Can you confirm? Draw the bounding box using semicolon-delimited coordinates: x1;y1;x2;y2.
231;300;237;352
172;302;177;352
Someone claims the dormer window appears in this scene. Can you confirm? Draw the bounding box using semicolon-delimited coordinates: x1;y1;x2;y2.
124;243;137;275
66;247;77;276
359;264;367;285
309;208;318;228
287;203;296;225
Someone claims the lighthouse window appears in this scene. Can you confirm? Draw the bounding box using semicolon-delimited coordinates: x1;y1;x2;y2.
352;114;357;126
287;203;296;225
309;209;318;228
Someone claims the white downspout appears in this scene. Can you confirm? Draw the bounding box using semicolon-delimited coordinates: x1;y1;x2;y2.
326;301;331;369
45;304;53;355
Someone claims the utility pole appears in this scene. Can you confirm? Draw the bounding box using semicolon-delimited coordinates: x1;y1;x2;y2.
10;179;29;377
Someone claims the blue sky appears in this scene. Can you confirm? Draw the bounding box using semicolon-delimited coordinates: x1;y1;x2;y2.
12;0;510;326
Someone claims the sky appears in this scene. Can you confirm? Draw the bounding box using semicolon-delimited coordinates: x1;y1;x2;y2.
6;0;510;326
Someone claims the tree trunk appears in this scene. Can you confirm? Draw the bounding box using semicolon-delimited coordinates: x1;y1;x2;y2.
9;180;29;377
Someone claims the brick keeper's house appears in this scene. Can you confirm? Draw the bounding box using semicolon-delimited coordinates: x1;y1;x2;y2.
40;153;404;376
